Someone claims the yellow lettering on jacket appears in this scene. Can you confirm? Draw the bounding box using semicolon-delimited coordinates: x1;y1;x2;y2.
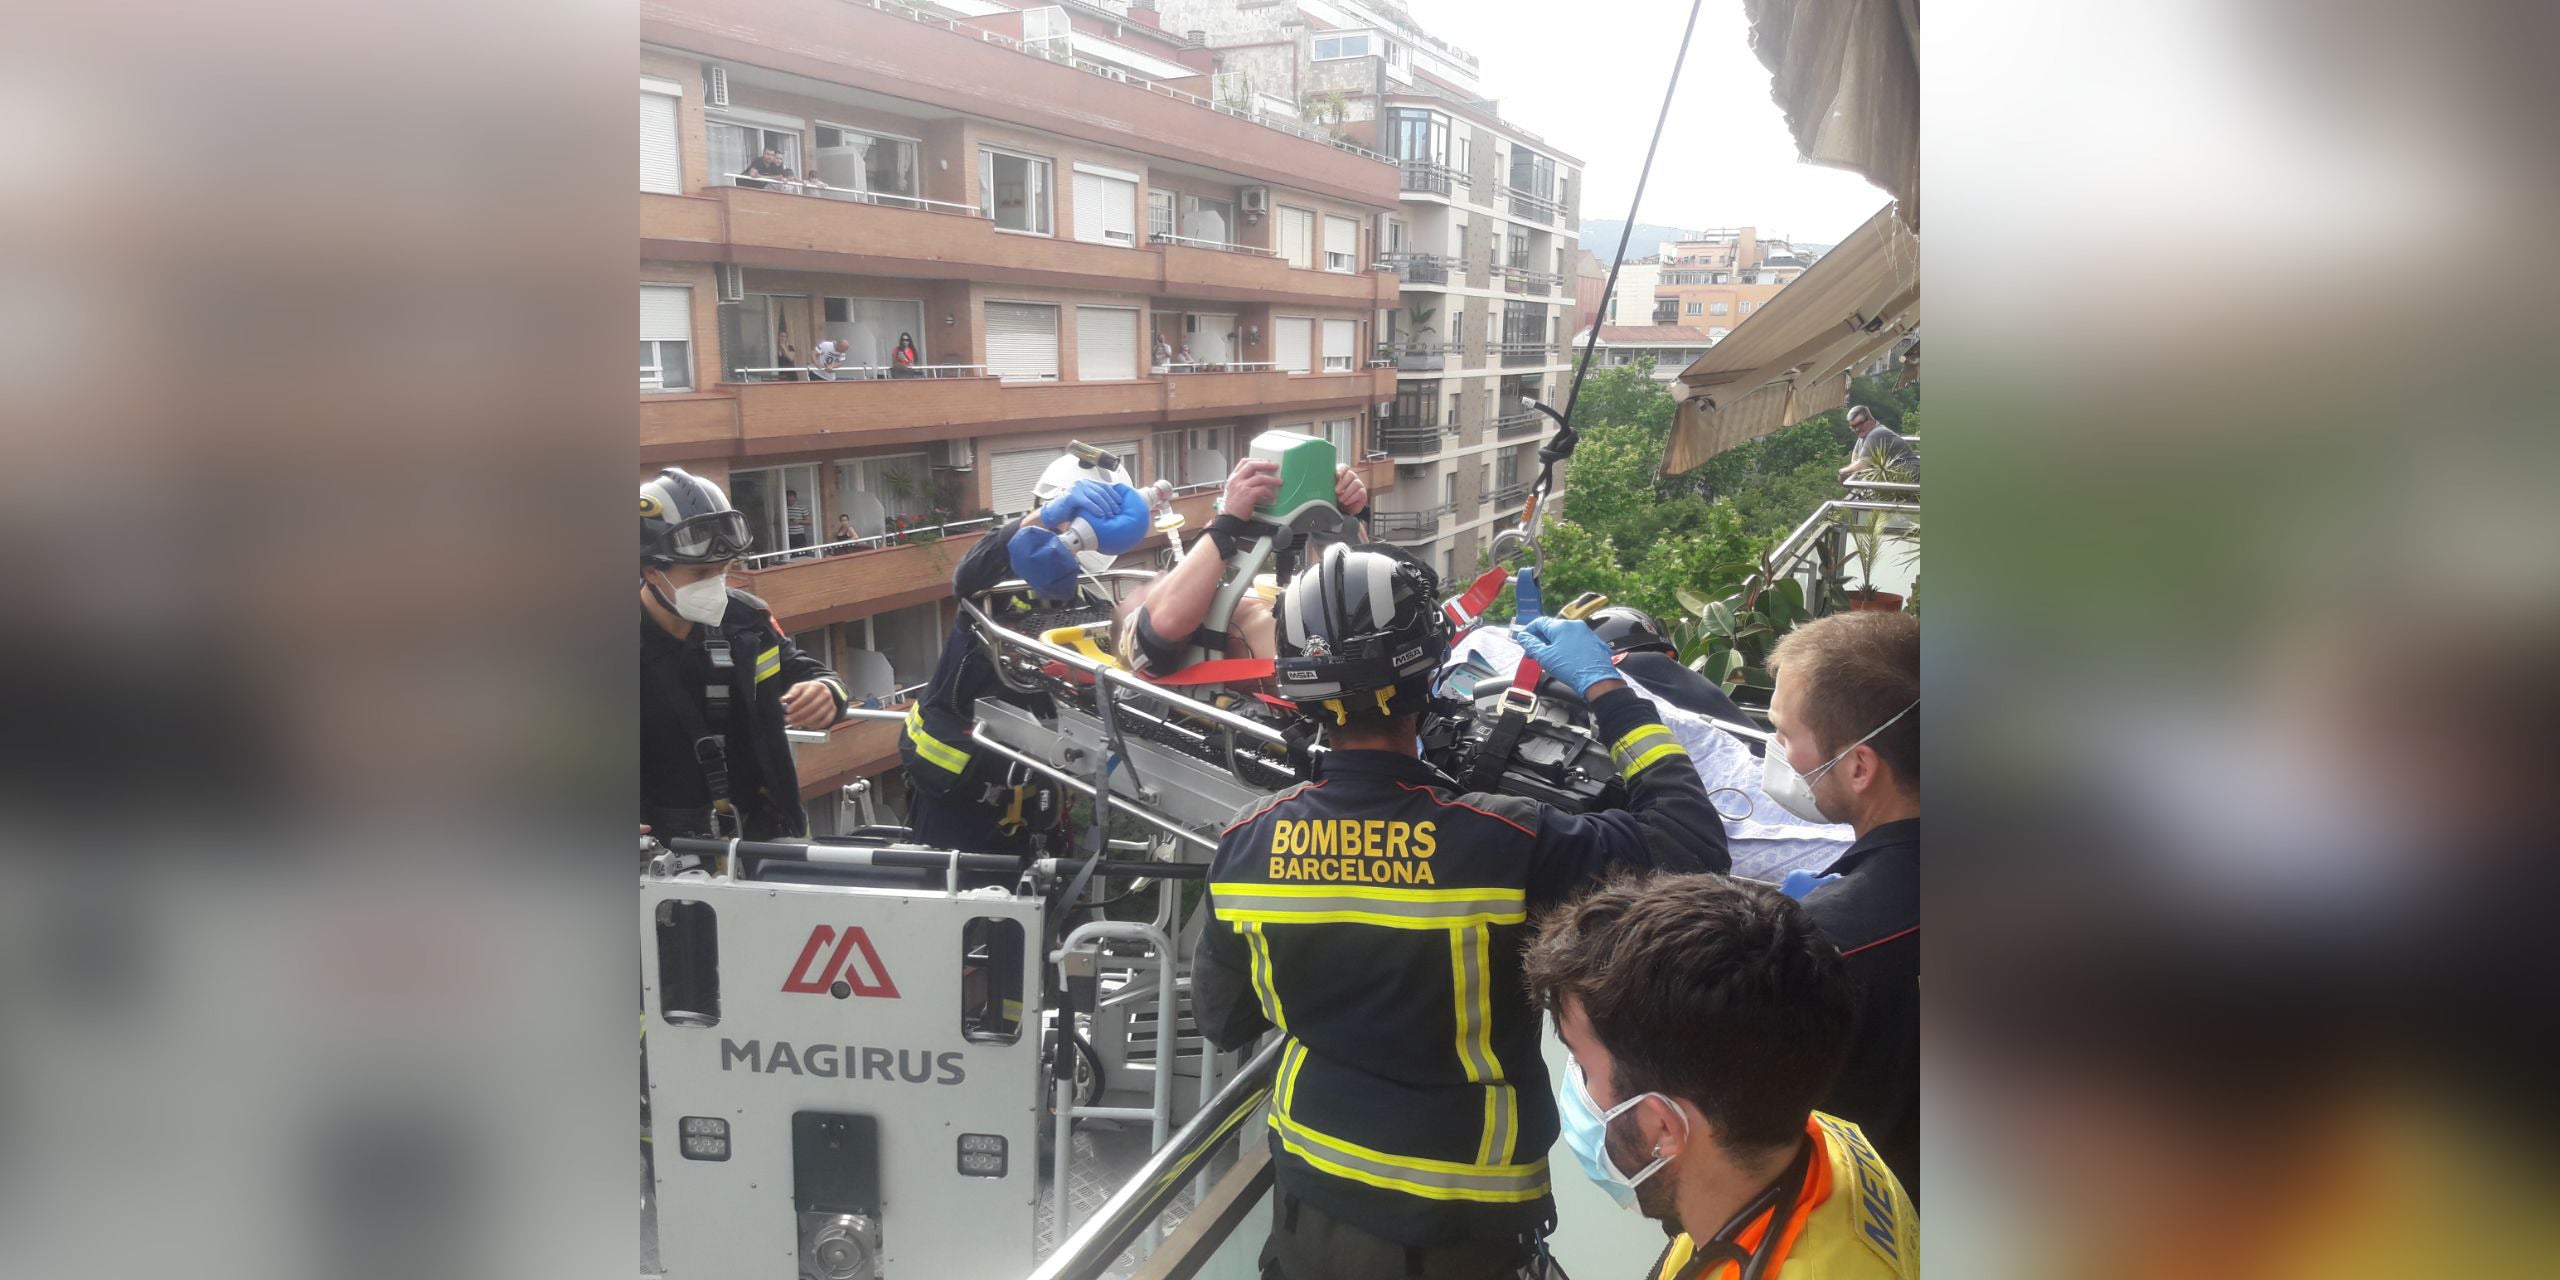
1260;820;1443;885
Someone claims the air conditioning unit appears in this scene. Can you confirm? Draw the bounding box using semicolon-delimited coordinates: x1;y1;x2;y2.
931;438;976;472
703;64;730;107
715;263;744;303
1238;186;1270;215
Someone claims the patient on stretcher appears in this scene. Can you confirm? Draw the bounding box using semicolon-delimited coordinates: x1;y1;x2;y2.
1112;456;1370;683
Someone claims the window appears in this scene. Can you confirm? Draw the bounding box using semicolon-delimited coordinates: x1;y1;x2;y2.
708;114;803;187
640;285;693;391
979;149;1052;234
1455;134;1471;174
1506;224;1528;270
1276;206;1315;269
1686;301;1702;316
640;87;682;194
1508;146;1555;199
1323;215;1358;272
1071;165;1139;246
1441;548;1455;582
839;600;946;694
822;296;926;372
1708;302;1729;315
1497;451;1520;490
1385;108;1448;166
1178;194;1235;245
1740;301;1755;314
1148;189;1176;240
1150;426;1231;487
813;125;918;201
1074;306;1140;381
1321;318;1356;371
1479;464;1491;499
984;302;1061;380
1319;418;1358;458
1442;472;1456;507
833;452;931;537
1275;317;1314;373
1313;32;1377;60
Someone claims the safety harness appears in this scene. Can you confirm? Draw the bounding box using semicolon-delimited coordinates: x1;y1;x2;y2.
644;622;743;838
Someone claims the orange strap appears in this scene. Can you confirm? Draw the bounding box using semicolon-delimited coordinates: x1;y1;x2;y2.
1442;567;1513;628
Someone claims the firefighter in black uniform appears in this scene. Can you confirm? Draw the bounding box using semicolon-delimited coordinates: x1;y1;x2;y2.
640;468;847;839
1193;544;1728;1280
899;448;1155;858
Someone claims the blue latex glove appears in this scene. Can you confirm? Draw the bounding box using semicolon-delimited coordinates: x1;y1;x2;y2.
1780;869;1842;901
1512;566;1543;624
1516;615;1617;699
1008;525;1080;600
1040;480;1152;556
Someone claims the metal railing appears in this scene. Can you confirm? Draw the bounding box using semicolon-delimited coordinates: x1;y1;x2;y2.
1378;341;1456;371
1492;410;1543;439
739;514;999;567
847;0;1394;164
1505;186;1564;222
727;363;986;383
1381;251;1453;285
1378;422;1453;456
1497;341;1554;368
1159;359;1277;374
1370;507;1450;540
1398;160;1457;194
1148;231;1283;258
1025;1038;1284;1280
1491;482;1529;507
1499;265;1565;297
719;172;987;217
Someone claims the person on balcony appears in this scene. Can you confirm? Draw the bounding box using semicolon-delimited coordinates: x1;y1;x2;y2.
1109;457;1367;687
1838;405;1918;482
784;490;813;557
890;333;921;377
809;337;850;381
739;147;791;190
1154;332;1175;371
828;512;857;554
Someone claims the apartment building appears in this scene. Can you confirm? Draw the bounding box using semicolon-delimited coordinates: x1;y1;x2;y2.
1569;325;1717;387
640;0;1405;825
1152;0;1583;586
1652;227;1812;339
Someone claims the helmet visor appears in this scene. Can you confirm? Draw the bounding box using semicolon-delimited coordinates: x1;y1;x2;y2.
655;510;754;562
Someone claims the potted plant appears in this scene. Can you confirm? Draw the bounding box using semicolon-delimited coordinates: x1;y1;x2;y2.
1841;458;1916;611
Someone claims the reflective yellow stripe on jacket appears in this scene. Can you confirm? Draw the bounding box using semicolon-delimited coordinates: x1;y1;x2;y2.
1209;882;1528;931
903;706;971;775
1610;722;1689;779
1267;1040;1549;1205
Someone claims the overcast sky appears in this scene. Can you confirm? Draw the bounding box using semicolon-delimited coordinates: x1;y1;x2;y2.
1396;0;1890;251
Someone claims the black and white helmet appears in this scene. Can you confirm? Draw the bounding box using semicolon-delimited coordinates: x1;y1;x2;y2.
1272;542;1448;723
641;467;753;566
1587;605;1676;658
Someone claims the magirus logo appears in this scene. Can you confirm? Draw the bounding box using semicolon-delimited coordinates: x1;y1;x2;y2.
780;925;901;999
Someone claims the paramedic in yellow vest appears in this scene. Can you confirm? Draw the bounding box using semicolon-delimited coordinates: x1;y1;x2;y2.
1525;874;1918;1280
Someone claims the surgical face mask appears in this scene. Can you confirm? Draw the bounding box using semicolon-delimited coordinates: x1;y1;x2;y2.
653;568;729;626
1556;1058;1679;1211
1760;699;1917;825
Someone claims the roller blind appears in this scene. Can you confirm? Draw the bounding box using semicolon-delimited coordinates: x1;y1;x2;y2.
984;303;1060;380
1275;318;1313;373
1278;207;1314;269
989;438;1144;516
1074;306;1139;381
639;91;681;194
639;286;692;341
1322;215;1356;271
1321;319;1355;370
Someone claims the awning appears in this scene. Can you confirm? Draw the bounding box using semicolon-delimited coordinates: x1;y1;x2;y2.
1746;0;1920;229
1661;203;1918;475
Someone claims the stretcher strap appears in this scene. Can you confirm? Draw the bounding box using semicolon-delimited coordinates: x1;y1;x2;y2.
1441;568;1513;629
1467;654;1545;792
1039;657;1275;687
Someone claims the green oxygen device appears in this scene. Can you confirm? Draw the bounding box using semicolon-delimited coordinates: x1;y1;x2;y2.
1246;430;1338;526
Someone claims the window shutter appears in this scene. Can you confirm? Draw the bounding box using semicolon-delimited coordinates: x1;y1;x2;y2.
1276;318;1312;373
988;449;1055;517
1072;169;1107;243
1323;215;1355;270
985;303;1060;380
639;91;681;194
1321;319;1355;370
640;286;692;342
1101;178;1138;244
1074;307;1139;381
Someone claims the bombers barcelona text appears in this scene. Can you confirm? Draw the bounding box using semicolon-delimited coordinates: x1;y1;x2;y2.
1268;819;1438;884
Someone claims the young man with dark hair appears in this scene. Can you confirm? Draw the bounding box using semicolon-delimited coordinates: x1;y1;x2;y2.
1525;874;1917;1280
1765;611;1920;1200
1192;544;1726;1280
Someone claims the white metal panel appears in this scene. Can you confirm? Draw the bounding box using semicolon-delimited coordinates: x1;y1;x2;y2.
1099;178;1137;244
639;285;692;341
1275;317;1313;373
1074;306;1139;381
1321;319;1355;370
639;91;682;194
1191;313;1237;363
984;302;1059;380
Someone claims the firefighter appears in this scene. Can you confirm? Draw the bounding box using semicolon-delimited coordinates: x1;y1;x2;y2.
898;449;1154;858
1193;543;1728;1280
640;467;847;839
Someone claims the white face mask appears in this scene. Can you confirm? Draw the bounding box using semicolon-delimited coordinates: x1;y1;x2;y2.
654;569;730;626
1761;699;1917;825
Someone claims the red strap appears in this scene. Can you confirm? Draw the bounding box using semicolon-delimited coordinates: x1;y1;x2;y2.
1442;567;1513;628
1511;657;1544;694
1144;657;1276;686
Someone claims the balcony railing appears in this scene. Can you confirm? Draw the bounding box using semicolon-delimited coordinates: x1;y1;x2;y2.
1497;341;1553;368
1378;422;1454;457
1491;482;1529;508
728;363;986;384
720;173;987;218
1505;186;1564;223
1148;231;1282;259
1381;252;1453;286
1370;507;1450;541
1377;341;1456;372
1492;410;1544;439
1398;160;1457;195
1498;265;1566;297
739;514;999;568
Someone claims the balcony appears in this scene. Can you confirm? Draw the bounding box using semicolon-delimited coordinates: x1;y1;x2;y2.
1505;186;1564;224
1379;422;1454;458
1499;265;1566;298
1491;482;1530;509
737;519;998;629
1381;252;1454;286
1492;410;1545;440
1162;366;1392;421
1155;237;1398;307
1377;341;1456;372
790;714;907;792
1371;508;1448;542
1398;161;1458;195
1497;341;1555;368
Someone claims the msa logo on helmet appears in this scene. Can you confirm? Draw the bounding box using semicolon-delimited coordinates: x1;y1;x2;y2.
1281;668;1320;682
1392;646;1424;667
781;925;901;999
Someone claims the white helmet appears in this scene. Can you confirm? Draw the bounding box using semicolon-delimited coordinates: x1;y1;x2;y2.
1030;444;1139;573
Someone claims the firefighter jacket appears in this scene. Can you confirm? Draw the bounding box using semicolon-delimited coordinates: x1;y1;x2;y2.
640;590;846;840
898;517;1071;856
1194;687;1727;1248
1646;1113;1917;1280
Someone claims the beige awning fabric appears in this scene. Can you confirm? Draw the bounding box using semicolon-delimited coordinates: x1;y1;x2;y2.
1746;0;1920;230
1661;203;1918;475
